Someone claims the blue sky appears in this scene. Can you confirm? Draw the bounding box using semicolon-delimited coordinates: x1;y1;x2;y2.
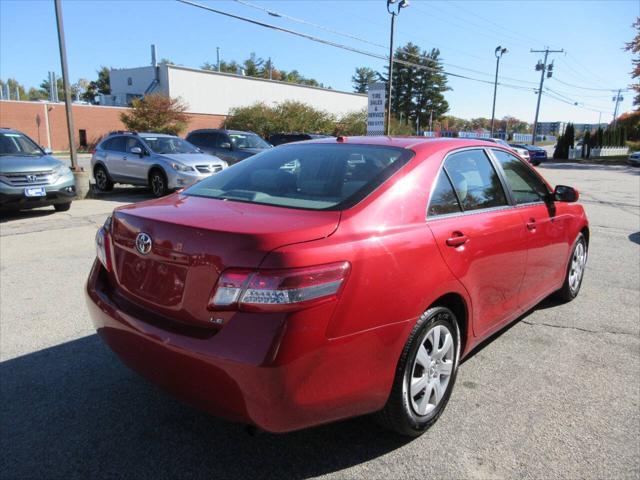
1;0;637;124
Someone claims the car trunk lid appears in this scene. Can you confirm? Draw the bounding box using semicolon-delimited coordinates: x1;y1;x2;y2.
110;194;340;327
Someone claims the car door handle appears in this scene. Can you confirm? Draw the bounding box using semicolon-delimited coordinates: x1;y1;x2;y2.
526;218;536;231
446;232;468;247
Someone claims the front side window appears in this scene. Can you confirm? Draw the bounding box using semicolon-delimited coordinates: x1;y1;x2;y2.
428;170;462;217
125;137;144;153
492;149;549;204
185;144;412;210
443;149;508;211
142;136;199;154
0;132;43;156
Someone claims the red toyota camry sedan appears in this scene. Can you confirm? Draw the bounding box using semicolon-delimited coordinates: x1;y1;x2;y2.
86;137;589;436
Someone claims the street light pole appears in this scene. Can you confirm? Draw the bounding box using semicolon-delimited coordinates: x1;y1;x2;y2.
490;46;507;137
54;0;77;170
386;0;409;136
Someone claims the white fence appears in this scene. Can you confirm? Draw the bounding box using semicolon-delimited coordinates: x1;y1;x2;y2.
568;146;629;159
513;133;556;143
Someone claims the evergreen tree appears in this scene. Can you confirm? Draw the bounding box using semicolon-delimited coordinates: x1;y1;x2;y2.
81;67;111;103
351;67;377;93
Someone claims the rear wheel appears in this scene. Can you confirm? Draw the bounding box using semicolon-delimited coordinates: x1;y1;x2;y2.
54;202;71;212
376;306;460;437
554;233;587;302
94;165;114;192
149;169;168;197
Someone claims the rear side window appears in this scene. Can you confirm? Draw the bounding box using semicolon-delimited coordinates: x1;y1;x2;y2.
492;149;549;204
185;144;413;210
443;149;507;211
187;133;205;147
428;170;462;217
102;136;126;152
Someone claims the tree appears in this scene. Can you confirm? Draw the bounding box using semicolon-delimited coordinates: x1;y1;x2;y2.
243;52;264;77
158;58;176;65
625;17;640;108
81;67;111;103
39;76;64;101
553;123;575;159
120;93;190;135
27;87;47;101
335;109;367;136
0;78;27;100
352;67;377;93
379;43;450;128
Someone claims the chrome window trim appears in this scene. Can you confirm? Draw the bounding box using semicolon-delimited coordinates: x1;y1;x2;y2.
425;146;511;221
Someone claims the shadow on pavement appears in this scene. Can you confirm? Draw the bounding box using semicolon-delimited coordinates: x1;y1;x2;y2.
0;207;58;223
0;336;410;479
89;185;155;204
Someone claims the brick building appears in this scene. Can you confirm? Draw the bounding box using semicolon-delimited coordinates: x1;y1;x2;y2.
0;100;224;151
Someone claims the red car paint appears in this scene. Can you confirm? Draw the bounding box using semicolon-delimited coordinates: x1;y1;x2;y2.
86;136;589;432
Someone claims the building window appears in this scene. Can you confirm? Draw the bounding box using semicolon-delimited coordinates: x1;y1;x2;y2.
127;77;132;86
79;129;87;148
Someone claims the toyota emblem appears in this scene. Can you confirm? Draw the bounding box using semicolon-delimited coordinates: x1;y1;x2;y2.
135;232;152;255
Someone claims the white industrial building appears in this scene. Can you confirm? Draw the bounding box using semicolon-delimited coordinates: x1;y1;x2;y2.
104;63;367;117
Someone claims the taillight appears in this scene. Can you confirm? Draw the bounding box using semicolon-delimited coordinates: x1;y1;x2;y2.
95;218;112;272
209;261;351;312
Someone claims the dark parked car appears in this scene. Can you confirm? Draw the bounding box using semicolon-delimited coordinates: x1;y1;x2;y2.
510;143;548;166
88;136;589;436
268;133;333;146
186;129;271;165
0;128;76;211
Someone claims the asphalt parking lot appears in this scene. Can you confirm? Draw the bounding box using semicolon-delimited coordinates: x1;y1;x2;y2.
1;163;639;479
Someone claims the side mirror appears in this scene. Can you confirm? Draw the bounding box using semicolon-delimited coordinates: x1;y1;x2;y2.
219;142;232;150
43;147;53;155
130;146;143;156
554;185;579;203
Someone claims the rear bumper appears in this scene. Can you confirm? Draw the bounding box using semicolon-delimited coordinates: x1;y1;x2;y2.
86;260;408;432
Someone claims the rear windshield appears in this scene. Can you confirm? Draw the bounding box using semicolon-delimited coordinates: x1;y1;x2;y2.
184;144;413;210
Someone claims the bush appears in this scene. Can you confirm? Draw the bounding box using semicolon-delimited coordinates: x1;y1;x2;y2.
226;101;335;137
120;93;189;135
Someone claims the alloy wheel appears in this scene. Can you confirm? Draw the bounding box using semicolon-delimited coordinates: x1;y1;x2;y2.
95;169;107;190
409;324;455;416
151;174;165;197
568;240;586;294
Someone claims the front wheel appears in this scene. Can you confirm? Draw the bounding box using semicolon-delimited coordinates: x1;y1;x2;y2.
149;169;168;198
54;202;71;212
554;233;588;302
94;165;114;192
376;306;460;437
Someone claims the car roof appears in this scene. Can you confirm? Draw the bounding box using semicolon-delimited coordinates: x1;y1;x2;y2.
138;133;177;138
297;135;519;154
0;128;24;135
188;129;256;135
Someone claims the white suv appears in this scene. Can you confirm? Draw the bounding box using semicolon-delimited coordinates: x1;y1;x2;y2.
91;132;227;197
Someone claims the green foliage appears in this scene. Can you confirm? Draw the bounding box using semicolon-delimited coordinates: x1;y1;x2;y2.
81;67;111;103
553;123;575;159
120;93;189;135
352;67;377;93
201;53;324;87
225;101;337;138
335;109;367;136
380;43;450;128
0;78;27;100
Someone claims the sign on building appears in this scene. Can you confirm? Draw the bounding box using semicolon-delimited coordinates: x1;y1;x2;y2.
367;83;386;136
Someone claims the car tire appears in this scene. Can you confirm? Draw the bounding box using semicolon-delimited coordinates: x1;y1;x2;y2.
531;161;541;166
149;169;168;198
554;233;588;303
94;165;114;192
376;306;460;437
54;202;71;212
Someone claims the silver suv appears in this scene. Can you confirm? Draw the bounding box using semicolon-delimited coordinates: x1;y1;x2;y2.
91;132;227;197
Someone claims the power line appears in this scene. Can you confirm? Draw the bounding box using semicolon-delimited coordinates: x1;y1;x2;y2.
551;76;625;92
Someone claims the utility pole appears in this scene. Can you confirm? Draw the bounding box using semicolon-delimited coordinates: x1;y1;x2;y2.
490;46;508;137
612;89;623;127
216;46;221;72
530;47;563;145
54;0;78;169
385;0;409;136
